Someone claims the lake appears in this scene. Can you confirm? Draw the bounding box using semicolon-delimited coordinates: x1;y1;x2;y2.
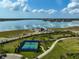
0;20;79;31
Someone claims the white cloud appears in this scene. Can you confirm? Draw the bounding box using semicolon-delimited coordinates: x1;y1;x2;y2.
47;9;57;14
17;0;28;7
32;9;38;13
38;9;45;13
32;9;56;15
62;0;79;14
0;0;13;9
69;9;79;14
0;0;56;15
0;0;30;12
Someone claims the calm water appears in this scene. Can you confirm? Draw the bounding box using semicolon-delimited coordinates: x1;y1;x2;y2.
0;20;79;31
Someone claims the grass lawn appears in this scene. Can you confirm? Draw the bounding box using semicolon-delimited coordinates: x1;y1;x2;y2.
0;35;53;58
1;39;52;59
0;30;78;59
20;51;42;59
0;30;33;38
49;26;79;31
43;38;79;59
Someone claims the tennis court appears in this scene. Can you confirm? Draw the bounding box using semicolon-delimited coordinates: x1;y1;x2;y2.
18;40;39;51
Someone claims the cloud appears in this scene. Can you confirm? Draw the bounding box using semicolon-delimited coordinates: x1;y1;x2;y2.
62;0;79;14
32;9;38;13
0;0;30;11
38;9;45;13
0;0;13;9
0;0;56;15
32;9;57;15
47;9;57;14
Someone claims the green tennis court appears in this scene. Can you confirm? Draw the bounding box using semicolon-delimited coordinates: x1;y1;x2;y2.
19;40;39;51
22;42;39;49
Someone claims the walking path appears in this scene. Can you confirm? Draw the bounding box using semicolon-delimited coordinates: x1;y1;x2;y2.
36;37;79;59
40;46;46;52
0;32;48;44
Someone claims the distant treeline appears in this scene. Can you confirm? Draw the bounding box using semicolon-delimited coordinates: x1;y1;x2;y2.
0;18;79;22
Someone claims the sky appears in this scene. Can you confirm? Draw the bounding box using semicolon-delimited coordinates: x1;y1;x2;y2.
0;0;79;18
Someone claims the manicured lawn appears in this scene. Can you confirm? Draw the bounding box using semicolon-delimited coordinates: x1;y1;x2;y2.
2;40;21;53
0;30;78;59
0;36;53;58
20;51;42;59
0;30;33;38
43;38;79;59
